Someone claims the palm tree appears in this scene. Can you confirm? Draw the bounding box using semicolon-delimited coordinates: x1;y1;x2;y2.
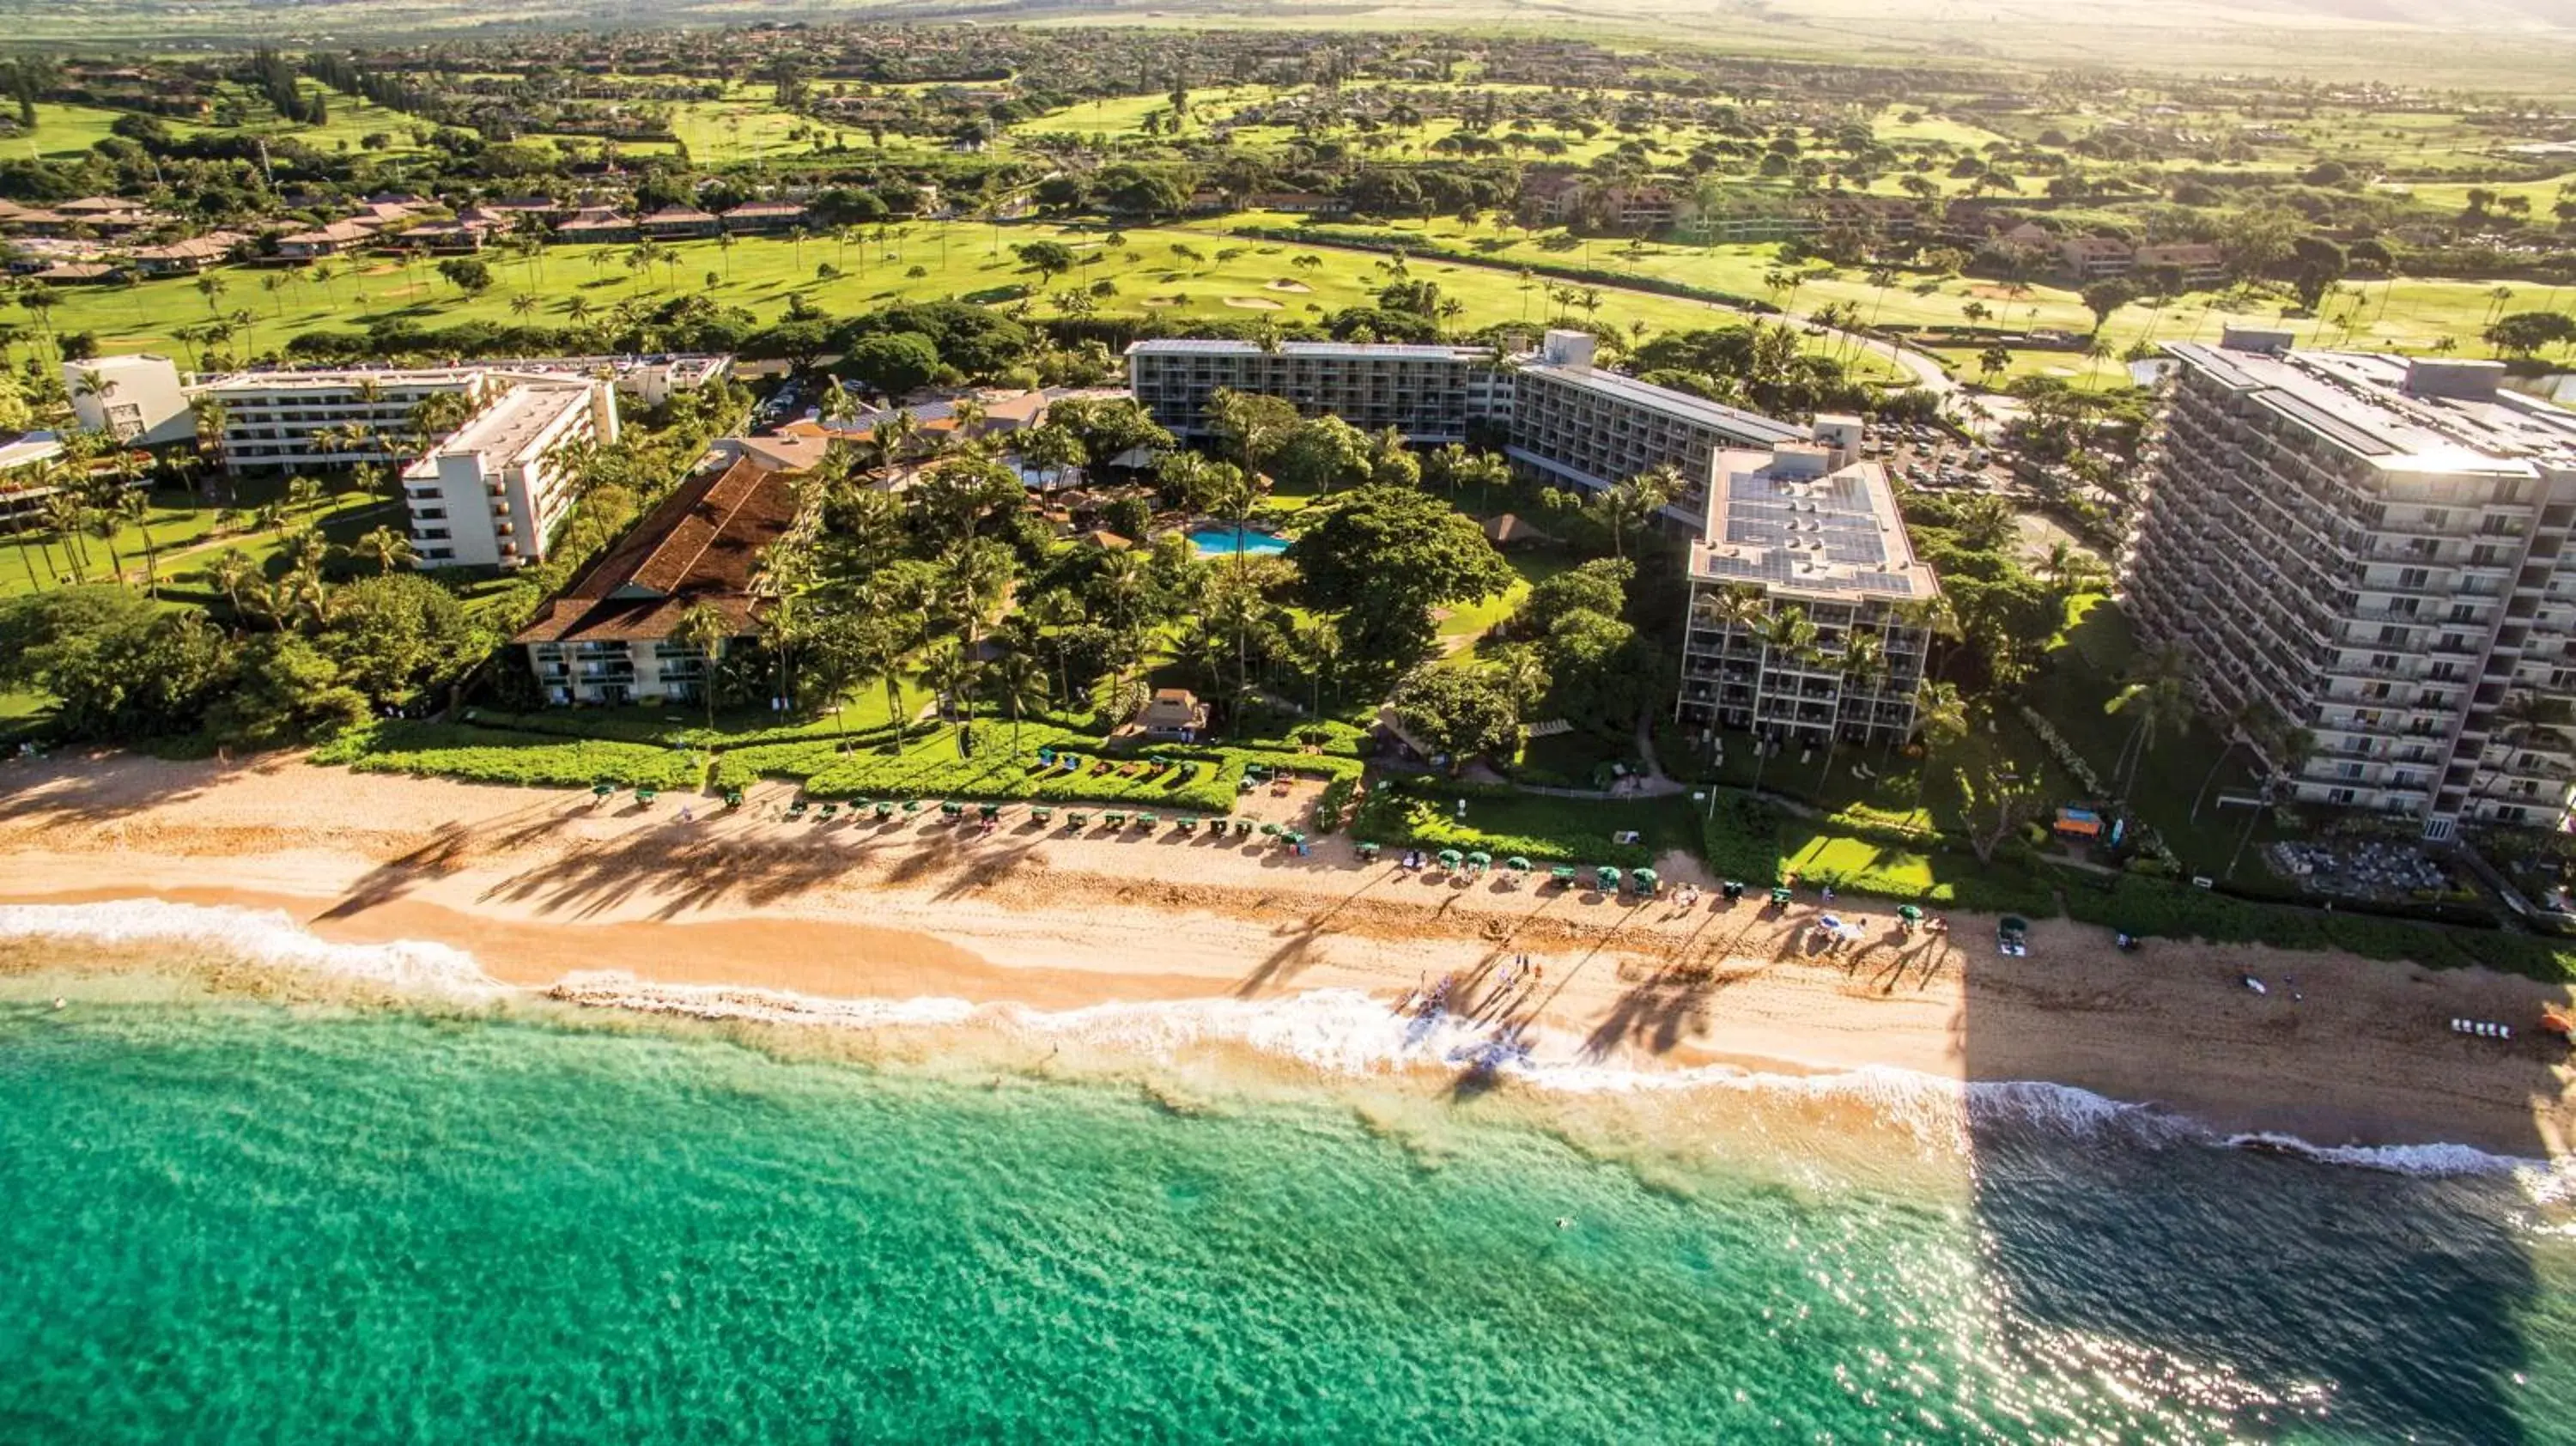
1909;680;1971;816
39;493;88;584
2105;647;2193;798
1589;464;1680;560
114;487;159;597
1751;604;1818;796
986;649;1050;758
207;549;259;619
1818;629;1886;789
672;602;737;728
920;638;979;727
352;525;416;574
2227;727;2315;879
2190;697;2280;822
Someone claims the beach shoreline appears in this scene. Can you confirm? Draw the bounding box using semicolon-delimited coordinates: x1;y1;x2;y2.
2;750;2570;1157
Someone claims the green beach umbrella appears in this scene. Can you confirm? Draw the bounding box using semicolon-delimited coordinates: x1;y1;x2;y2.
1630;867;1658;894
1899;904;1923;922
592;781;615;799
1595;866;1622;890
1505;856;1531;872
1437;848;1464;869
1466;851;1492;871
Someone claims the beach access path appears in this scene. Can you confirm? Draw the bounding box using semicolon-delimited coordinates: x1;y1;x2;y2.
0;750;2567;1157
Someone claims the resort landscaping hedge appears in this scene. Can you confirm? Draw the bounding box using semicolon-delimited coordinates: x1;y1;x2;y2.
2060;873;2576;981
313;722;707;792
1352;776;1692;869
713;724;1360;813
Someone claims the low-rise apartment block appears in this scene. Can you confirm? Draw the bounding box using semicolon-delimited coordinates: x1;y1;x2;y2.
1126;339;1505;443
1507;330;1807;507
1676;429;1941;747
512;448;807;706
2123;330;2576;837
402;380;617;569
202;365;517;473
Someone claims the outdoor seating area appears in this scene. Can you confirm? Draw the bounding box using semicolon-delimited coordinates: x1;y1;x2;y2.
2266;839;2454;902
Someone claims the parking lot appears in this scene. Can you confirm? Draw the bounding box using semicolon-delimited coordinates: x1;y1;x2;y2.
1862;422;2014;495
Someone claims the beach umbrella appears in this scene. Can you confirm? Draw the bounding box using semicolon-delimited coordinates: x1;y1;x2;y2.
1770;885;1793;905
1437;848;1465;869
1505;856;1529;872
1550;866;1578;884
1595;866;1621;890
1136;811;1158;827
1466;851;1492;871
1630;867;1658;894
1818;914;1844;932
978;802;1001;820
1898;904;1923;922
592;781;615;799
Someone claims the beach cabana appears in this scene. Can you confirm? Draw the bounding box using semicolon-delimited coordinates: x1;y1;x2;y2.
1437;848;1464;871
1595;866;1622;891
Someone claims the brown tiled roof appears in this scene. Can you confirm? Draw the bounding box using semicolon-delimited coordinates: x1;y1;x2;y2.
512;455;799;646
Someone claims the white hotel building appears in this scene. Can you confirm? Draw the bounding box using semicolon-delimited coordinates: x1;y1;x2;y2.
1676;423;1941;747
401;380;617;569
2124;330;2576;836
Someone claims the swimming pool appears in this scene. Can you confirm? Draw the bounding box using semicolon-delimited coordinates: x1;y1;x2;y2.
1187;526;1290;558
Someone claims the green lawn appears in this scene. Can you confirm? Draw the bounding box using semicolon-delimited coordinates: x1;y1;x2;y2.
1354;775;1697;869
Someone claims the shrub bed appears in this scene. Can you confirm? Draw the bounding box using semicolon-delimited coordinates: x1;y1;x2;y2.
313;722;705;792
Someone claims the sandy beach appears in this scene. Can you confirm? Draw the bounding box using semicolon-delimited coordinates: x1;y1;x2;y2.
2;749;2570;1157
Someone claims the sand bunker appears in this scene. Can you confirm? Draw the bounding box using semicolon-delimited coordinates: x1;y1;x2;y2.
1223;295;1284;310
1265;279;1313;293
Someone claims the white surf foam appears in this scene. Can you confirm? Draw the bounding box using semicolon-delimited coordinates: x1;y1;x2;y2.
19;902;2563;1181
0;898;501;999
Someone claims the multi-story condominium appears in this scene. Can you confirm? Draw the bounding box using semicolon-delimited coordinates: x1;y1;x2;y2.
200;366;517;474
401;380;618;570
189;357;724;473
64;353;193;446
1675;428;1941;748
513;448;807;706
1507;330;1807;507
1125;339;1505;443
2123;329;2576;838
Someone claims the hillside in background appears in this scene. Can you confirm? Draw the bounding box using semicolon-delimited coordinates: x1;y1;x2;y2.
9;0;2574;88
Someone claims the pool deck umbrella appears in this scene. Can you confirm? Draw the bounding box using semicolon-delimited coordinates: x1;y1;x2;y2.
1595;866;1622;890
1465;851;1492;871
1437;848;1465;869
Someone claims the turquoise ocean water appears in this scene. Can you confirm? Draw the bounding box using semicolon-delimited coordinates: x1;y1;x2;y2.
4;920;2576;1443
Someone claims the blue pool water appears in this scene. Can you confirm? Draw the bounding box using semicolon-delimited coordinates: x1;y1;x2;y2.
1188;526;1289;557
